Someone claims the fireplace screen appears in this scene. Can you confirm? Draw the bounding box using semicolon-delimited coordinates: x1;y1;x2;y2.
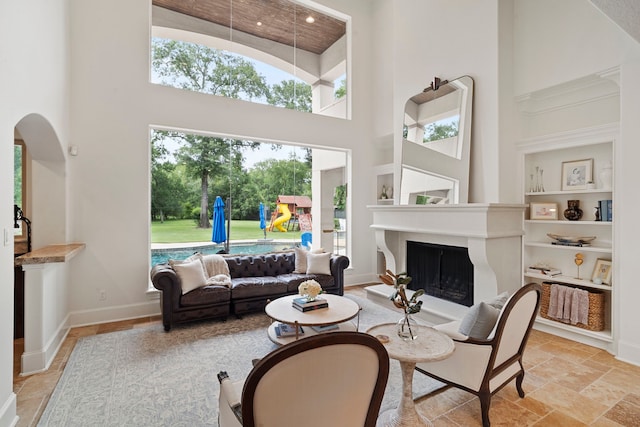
406;241;474;307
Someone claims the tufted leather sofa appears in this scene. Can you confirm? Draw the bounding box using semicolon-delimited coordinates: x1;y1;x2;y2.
150;251;350;331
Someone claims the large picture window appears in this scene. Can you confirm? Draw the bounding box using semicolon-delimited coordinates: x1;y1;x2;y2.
151;0;349;118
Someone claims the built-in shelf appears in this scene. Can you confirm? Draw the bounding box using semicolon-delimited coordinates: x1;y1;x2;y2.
524;242;612;253
519;130;615;353
525;220;612;226
524;272;612;291
535;317;613;343
526;189;612;196
377;199;393;204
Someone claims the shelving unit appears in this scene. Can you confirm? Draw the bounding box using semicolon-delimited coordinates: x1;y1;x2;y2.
374;163;394;205
519;135;615;350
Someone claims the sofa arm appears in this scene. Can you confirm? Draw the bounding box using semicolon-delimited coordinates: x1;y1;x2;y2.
150;263;183;310
330;255;350;295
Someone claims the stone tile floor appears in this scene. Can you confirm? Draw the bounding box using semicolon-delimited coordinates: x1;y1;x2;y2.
13;286;640;426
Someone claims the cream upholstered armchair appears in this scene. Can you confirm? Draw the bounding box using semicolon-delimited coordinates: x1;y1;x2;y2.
218;331;389;427
415;283;542;427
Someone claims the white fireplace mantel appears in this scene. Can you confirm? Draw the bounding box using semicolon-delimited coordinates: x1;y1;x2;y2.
369;203;525;303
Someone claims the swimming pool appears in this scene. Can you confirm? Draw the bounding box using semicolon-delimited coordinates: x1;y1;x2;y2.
151;241;296;265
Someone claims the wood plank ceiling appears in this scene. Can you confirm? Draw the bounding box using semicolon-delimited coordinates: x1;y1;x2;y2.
152;0;346;55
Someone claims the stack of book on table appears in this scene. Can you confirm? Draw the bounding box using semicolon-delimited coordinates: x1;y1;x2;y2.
275;323;304;338
292;297;329;312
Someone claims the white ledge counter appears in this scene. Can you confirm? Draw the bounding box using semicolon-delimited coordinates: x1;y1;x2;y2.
16;243;86;375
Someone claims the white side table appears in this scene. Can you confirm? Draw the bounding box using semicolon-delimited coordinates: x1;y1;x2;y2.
366;323;454;427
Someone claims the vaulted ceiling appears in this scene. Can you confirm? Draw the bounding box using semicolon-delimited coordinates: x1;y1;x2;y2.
152;0;346;55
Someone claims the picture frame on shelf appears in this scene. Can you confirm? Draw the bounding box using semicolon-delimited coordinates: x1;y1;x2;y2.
530;202;558;220
561;158;593;191
591;258;612;285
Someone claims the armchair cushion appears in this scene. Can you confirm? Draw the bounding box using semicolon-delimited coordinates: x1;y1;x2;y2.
458;301;500;339
434;320;468;340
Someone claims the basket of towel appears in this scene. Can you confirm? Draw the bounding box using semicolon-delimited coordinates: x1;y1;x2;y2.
540;282;605;331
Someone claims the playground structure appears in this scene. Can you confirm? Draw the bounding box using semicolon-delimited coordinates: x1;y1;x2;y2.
268;195;312;232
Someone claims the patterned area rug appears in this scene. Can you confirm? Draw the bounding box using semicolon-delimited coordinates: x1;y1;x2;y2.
38;295;445;426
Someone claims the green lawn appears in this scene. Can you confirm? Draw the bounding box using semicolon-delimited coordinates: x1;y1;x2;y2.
151;219;303;243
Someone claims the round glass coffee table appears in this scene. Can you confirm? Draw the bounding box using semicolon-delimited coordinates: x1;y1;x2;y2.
265;294;361;345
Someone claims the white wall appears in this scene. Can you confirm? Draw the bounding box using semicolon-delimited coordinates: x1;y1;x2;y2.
388;0;502;203
513;0;630;96
616;57;640;365
0;0;70;424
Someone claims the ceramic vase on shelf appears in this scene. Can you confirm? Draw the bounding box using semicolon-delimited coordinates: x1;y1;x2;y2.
397;313;418;341
563;200;583;221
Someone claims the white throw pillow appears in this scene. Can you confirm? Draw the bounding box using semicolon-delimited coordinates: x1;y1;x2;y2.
172;259;208;295
293;247;309;273
306;252;332;275
458;302;500;339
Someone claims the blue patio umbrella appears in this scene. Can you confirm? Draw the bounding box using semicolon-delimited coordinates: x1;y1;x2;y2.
212;196;227;244
259;203;267;229
259;202;267;239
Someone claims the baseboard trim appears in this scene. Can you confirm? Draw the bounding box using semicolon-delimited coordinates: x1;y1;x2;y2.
0;392;18;427
617;339;640;367
21;316;70;376
68;301;160;328
345;272;377;286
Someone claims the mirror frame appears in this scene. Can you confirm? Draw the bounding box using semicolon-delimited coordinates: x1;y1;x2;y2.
400;75;473;204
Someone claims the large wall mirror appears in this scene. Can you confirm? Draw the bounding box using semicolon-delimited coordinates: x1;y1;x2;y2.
400;75;473;204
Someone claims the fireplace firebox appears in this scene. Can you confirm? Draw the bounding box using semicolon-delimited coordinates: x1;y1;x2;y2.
406;241;474;307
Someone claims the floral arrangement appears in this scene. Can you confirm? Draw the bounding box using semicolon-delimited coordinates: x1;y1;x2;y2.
298;279;323;301
379;270;423;314
380;270;423;340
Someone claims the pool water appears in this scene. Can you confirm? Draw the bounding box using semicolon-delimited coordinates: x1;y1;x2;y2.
151;242;296;266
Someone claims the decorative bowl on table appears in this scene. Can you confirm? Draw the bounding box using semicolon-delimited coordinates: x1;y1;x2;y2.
546;234;596;244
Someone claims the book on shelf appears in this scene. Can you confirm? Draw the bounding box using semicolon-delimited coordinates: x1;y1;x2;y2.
311;324;339;333
293;301;329;312
275;323;304;338
527;266;561;276
598;199;612;222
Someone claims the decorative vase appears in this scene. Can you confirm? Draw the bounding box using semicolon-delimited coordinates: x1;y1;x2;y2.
563;200;583;221
397;313;418;341
599;162;613;190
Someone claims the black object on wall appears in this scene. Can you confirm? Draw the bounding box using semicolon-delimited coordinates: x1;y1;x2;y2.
406;241;474;307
